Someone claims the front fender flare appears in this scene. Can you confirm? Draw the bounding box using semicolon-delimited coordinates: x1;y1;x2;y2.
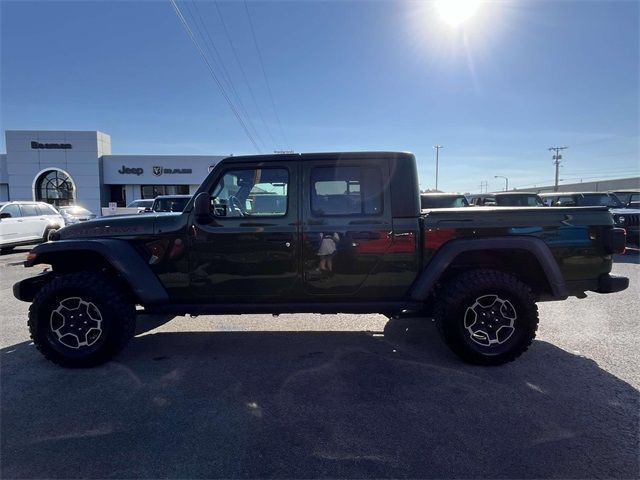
19;239;169;305
409;236;569;301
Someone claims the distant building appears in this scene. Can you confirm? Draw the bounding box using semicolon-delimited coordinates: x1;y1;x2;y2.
513;177;639;194
0;130;225;214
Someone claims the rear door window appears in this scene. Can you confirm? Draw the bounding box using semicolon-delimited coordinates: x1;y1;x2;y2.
20;204;39;216
311;166;382;216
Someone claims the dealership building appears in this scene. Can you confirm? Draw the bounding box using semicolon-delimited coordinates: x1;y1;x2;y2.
0;130;224;214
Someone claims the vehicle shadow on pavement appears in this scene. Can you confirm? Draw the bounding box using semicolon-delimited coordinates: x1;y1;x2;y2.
1;319;638;479
0;247;32;256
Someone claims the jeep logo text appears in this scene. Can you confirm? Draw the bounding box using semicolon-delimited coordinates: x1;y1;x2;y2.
118;165;144;176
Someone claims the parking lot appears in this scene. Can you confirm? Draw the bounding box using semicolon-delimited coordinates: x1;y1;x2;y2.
1;247;638;479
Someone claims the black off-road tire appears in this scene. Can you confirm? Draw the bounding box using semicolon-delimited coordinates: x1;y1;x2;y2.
434;269;539;366
28;272;136;367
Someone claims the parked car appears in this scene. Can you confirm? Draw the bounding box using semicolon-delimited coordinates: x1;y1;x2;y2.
151;195;191;213
469;192;544;207
539;192;623;207
420;193;469;209
126;199;154;213
540;192;639;243
14;152;627;368
57;205;97;225
0;201;64;253
610;190;640;209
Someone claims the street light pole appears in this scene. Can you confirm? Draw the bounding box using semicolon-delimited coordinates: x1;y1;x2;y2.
494;175;509;191
433;145;443;191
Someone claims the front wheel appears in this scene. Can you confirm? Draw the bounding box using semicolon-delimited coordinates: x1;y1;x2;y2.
43;227;57;242
435;269;539;365
29;272;136;367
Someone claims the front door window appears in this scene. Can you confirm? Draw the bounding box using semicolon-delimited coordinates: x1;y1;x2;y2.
210;168;289;217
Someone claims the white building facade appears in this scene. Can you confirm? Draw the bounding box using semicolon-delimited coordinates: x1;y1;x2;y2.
0;130;224;214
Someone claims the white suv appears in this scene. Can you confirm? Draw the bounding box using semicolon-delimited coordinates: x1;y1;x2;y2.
0;202;64;253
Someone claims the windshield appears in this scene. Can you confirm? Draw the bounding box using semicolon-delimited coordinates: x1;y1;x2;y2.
127;200;153;208
496;195;544;207
152;197;190;212
577;194;623;207
614;192;639;204
61;206;92;216
421;195;469;208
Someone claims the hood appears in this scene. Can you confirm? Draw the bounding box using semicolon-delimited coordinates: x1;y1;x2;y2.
57;213;162;240
610;208;640;215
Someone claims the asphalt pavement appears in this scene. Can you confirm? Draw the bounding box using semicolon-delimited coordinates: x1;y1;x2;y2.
1;246;638;479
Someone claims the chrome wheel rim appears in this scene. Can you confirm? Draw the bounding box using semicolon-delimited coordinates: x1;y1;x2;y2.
464;294;517;347
50;297;103;349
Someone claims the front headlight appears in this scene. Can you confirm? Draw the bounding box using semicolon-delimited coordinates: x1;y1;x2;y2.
617;215;626;224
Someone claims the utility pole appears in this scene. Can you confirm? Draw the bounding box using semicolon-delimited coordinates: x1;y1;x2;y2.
494;175;509;191
548;146;568;192
479;180;488;193
433;145;443;191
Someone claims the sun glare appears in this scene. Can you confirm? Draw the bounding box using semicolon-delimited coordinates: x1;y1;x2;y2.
435;0;483;27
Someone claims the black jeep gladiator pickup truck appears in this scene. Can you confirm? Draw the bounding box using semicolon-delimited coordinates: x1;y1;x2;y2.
14;152;628;367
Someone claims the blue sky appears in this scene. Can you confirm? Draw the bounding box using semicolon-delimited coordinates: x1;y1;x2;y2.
1;0;638;193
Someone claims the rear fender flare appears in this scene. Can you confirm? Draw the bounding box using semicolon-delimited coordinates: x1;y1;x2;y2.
409;236;568;301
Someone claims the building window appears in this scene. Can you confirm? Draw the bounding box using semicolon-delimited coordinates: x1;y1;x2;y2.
34;169;75;206
141;185;190;199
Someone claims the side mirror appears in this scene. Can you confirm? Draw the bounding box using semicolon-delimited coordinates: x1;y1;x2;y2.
0;212;11;219
193;192;211;223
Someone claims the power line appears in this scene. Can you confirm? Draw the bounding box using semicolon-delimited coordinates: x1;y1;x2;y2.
186;1;266;150
244;0;288;149
213;0;277;148
169;0;261;153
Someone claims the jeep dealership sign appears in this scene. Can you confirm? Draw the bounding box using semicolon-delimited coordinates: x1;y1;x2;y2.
102;153;222;185
153;166;193;176
118;166;144;176
117;165;193;176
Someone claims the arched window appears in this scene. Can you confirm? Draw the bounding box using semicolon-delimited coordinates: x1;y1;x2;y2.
34;169;75;206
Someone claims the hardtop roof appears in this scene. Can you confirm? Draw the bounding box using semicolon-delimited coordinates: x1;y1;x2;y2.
539;192;618;196
219;151;415;163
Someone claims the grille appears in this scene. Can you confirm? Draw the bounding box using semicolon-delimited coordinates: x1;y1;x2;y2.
625;214;639;227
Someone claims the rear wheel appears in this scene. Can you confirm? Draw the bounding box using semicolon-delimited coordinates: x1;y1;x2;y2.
29;272;136;367
435;269;538;365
